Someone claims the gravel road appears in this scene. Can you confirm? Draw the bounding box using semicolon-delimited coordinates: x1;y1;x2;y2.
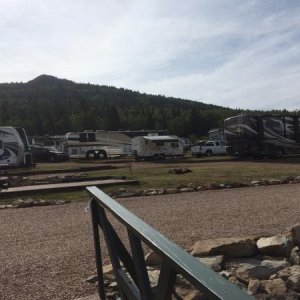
1;184;300;300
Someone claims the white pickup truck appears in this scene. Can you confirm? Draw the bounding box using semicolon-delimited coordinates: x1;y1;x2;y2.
191;140;228;157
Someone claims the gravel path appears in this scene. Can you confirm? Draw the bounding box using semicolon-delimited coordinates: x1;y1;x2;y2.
1;184;300;300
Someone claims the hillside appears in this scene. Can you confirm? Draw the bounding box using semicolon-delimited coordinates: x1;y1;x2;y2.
0;75;246;136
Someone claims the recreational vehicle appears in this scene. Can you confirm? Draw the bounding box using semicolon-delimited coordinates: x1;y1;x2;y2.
63;130;132;159
224;115;300;158
0;127;32;168
132;135;184;160
209;128;225;146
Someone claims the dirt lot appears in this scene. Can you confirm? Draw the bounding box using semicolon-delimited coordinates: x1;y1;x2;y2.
1;183;300;300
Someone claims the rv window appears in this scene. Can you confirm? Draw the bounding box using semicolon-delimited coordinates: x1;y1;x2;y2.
79;133;88;142
171;142;178;148
156;141;164;146
88;132;96;142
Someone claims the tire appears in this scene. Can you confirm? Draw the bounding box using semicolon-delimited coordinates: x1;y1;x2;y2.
86;151;95;160
206;150;212;157
98;150;107;160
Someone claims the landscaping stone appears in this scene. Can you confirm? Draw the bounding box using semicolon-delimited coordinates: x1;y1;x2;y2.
260;260;291;272
197;255;224;271
260;278;287;295
191;237;257;257
145;251;163;265
276;265;300;281
257;235;293;257
236;264;276;282
166;188;178;194
247;279;261;295
180;187;195;193
290;247;300;265
290;224;300;246
287;273;300;292
206;182;220;190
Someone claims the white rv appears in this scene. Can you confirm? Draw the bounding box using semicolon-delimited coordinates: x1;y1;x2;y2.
0;127;32;168
132;135;184;160
64;130;132;159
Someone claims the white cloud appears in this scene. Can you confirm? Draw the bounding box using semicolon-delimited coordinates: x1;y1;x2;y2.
1;0;300;110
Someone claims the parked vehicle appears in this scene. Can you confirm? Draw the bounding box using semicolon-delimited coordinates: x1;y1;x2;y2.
224;114;300;158
31;145;68;162
0;127;32;168
132;135;184;160
191;140;228;157
64;130;132;159
209;128;225;145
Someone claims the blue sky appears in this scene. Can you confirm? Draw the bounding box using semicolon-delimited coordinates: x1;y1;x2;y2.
1;0;300;110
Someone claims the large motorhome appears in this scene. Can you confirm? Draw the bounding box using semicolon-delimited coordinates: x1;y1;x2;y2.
224;115;300;157
0;127;32;168
132;135;184;160
64;130;132;159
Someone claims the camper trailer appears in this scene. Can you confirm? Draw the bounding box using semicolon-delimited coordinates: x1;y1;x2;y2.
132;135;184;160
0;127;32;168
224;115;300;158
209;128;225;146
64;130;132;159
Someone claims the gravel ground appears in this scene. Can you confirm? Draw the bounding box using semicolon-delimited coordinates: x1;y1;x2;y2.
1;184;300;300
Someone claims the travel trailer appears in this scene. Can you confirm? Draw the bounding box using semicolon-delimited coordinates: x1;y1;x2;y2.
224;115;300;158
209;128;225;146
132;135;184;160
0;127;32;168
64;130;132;159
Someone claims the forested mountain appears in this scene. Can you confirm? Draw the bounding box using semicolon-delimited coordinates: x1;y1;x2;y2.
0;75;291;137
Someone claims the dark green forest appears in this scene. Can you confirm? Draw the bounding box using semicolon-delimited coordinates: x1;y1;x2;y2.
0;75;293;137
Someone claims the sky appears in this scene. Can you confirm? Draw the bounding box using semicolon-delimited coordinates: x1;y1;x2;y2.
1;0;300;111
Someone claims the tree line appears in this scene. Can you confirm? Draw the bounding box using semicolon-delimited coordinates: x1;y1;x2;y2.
0;75;294;138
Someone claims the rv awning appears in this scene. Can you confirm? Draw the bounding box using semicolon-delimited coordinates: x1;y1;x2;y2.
143;136;179;142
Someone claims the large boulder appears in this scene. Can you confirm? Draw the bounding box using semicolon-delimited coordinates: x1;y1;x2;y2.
190;237;257;258
257;235;293;257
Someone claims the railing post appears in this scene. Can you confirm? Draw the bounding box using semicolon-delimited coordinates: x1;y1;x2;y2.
90;198;106;300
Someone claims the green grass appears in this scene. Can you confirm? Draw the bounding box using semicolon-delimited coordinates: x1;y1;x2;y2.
1;157;300;204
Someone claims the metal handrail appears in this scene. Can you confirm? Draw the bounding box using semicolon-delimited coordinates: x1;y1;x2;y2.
87;186;253;300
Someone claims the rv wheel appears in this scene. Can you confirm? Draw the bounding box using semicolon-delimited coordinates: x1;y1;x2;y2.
98;150;107;160
86;151;95;159
206;150;212;157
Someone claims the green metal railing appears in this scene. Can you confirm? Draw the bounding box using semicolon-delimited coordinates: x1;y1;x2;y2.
87;186;253;300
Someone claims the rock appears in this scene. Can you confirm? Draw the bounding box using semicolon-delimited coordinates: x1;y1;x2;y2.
190;237;257;257
145;190;158;196
219;270;233;279
260;260;290;272
145;251;163;265
117;192;136;198
295;176;300;182
206;182;220;190
180;187;195;192
166;188;178;194
276;265;300;281
182;291;203;300
55;200;65;205
251;180;261;186
168;168;191;174
236;264;276;283
157;189;165;195
269;179;283;185
287;273;300;292
257;235;293;257
247;279;261;295
290;224;300;246
197;255;224;271
290;247;300;265
260;278;287;295
197;186;206;191
228;276;247;290
86;274;98;283
147;268;160;287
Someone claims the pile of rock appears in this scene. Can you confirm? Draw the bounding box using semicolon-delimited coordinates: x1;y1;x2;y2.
168;168;192;174
111;175;300;199
86;224;300;299
0;198;70;209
